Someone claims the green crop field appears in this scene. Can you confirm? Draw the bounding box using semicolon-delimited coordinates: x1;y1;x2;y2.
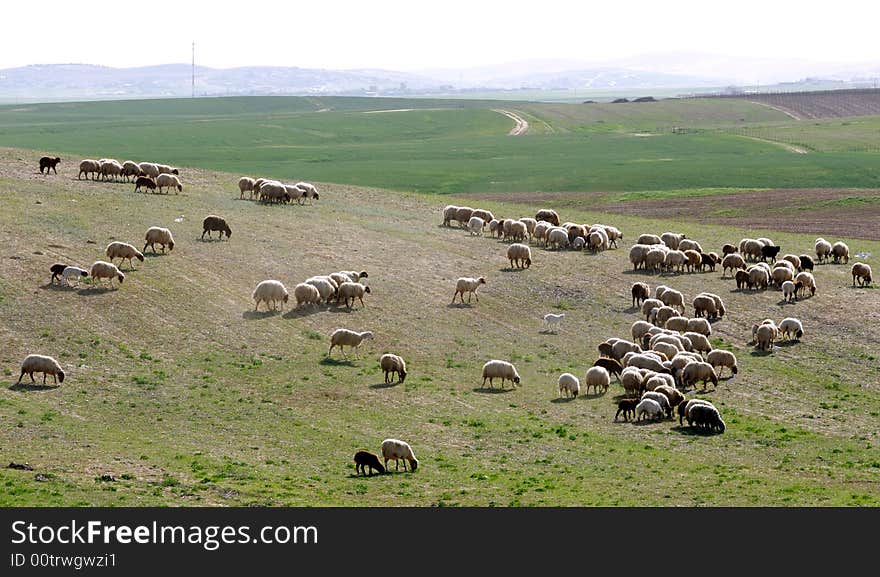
1;94;879;506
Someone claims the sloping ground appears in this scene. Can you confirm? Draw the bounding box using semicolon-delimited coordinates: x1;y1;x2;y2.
1;147;879;506
737;89;880;119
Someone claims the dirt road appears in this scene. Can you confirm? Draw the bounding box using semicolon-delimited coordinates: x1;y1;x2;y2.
492;109;529;135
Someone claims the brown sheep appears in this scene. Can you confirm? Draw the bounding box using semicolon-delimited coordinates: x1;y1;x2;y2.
615;398;639;422
202;215;232;240
535;209;560;227
631;282;650;308
39;156;61;174
593;357;623;382
354;450;386;476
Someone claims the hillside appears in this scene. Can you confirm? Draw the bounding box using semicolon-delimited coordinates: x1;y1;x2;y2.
1;147;879;506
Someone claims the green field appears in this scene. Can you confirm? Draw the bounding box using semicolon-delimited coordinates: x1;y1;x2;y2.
1;95;879;506
2;96;880;195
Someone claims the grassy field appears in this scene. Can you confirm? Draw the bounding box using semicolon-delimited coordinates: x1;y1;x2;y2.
2;96;880;195
1;146;879;506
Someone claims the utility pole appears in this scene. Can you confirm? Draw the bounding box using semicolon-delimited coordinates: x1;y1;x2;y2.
191;41;195;98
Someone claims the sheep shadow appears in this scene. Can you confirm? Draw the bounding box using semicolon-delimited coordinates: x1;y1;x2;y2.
499;267;528;273
326;306;364;314
749;349;775;357
579;391;608;400
320;357;356;366
282;306;324;319
197;237;228;243
671;425;722;436
242;309;283;320
550;396;576;404
9;382;60;392
40;282;75;292
447;302;476;308
631;418;666;426
77;286;118;295
472;386;515;394
775;340;800;348
777;298;799;306
346;472;387;479
142;252;169;258
370;382;399;389
538;329;560;335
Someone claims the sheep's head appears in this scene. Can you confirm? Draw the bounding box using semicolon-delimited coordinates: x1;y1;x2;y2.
79;270;88;277
477;277;486;285
137;253;145;262
224;226;232;238
364;286;372;294
171;168;179;175
398;370;407;383
57;370;65;383
282;294;289;303
117;273;125;284
167;240;175;251
409;459;418;471
524;258;532;268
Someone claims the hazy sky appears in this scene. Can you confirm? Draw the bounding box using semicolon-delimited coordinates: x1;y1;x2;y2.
3;0;879;71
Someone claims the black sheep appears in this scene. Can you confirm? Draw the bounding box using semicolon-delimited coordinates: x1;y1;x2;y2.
49;263;68;283
39;156;61;174
799;254;815;271
134;176;156;193
593;357;623;382
354;450;386;476
615;398;639;422
688;404;726;433
760;245;781;262
700;252;720;272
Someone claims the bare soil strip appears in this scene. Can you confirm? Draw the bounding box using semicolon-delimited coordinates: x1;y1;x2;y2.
492;109;529;135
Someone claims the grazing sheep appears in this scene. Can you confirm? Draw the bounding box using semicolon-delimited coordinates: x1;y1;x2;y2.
155;173;182;194
624;353;669;374
89;261;125;288
61;266;89;287
49;263;69;283
78;159;101;180
678;398;715;426
338;270;369;283
681;361;718;391
293;282;321;308
641;391;672;418
771;265;794;289
99;159;123;182
779;254;801;271
700;252;721;272
18;354;65;385
721;243;737;255
238;177;256;199
799;254;815;272
337;282;371;309
306;277;337;304
760;244;782;262
652;306;679;327
39;156;61;174
558;372;581;398
832;241;850;264
636;398;663;421
637;233;662;245
781;280;799;302
740;238;765;261
815;238;833;263
134;176;156;193
663;316;689;333
685;317;712;337
546;227;570;250
659;288;686;315
156;163;179;175
631;320;655;342
508;220;528;243
682;331;713;357
688;403;726;433
706;349;738;377
542;312;565;333
794;271;817;298
472;209;495;224
519;217;537;239
621;367;646;397
105;242;145;270
661;232;685;250
852;263;873;287
506;243;532;269
452;276;486;304
381;439;418;472
611;339;643;362
631;282;650;308
584;366;610;395
291;182;318;203
143;227;175;254
354;450;385;476
615;398;639;421
328;329;374;358
467;216;485;236
481;360;521;389
692;294;719;320
380;353;407;384
721;253;746;277
779;317;804;341
138;162;160;179
454;207;475;228
641;298;664;322
570;236;586;251
535;209;560;226
748;265;770;291
753;322;779;351
120;160;142;182
678;239;703;253
645;247;668;274
442;205;461;226
683;249;702;273
202;215;232;240
252;280;289;312
593;357;623;382
654;384;685;413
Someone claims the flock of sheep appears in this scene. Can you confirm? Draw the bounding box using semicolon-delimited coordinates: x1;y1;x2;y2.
18;155;875;480
437;201;874;436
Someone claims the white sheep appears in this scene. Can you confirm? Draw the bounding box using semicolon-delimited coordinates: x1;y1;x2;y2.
467;216;485;236
156;163;178;175
753;321;779;351
659;288;686;314
793;271;817;298
546;227;570;250
99;159;123;182
238;176;256;199
814;238;832;263
328;329;374;358
61;266;89;287
381;438;418;472
305;277;337;304
138;162;160;178
628;244;653;270
155;173;182;194
481;360;521;389
143;227;175;254
542;312;564;333
121;160;142;182
78;159;101;180
105;241;145;270
706;349;738;377
252;280;289;311
721;253;746;277
678;239;703;253
680;361;719;391
661;232;685;250
832;241;850;264
18;354;65;385
641;390;672;417
637;233;662;245
508;220;528;242
89;261;125;288
380;353;407;384
779;317;804;341
293;282;321;308
571;236;586;250
781;280;798;302
506;243;532;269
636;398;663;421
337;281;371;309
442;205;461;226
558;373;580;398
452;277;486;304
584;366;610;395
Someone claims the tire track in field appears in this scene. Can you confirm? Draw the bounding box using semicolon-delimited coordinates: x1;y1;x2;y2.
492;109;530;135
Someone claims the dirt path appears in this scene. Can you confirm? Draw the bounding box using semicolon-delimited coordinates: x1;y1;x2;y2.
492;109;529;135
739;134;809;154
749;101;803;121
